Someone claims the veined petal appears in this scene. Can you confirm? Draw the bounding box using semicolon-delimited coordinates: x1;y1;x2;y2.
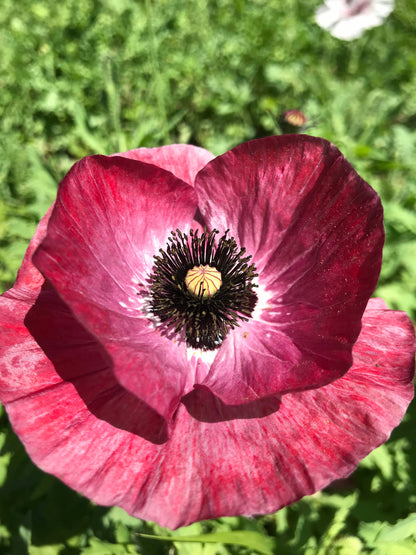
2;299;413;529
33;155;198;423
117;144;214;186
0;286;169;441
0;209;55;401
195;135;384;401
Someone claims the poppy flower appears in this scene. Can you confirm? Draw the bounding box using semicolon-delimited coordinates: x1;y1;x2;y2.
0;135;414;529
315;0;395;41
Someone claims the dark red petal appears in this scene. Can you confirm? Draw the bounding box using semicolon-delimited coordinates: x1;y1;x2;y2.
33;155;198;423
117;144;214;186
195;135;384;402
1;298;413;529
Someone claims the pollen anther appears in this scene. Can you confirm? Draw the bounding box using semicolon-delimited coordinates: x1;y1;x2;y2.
148;228;258;350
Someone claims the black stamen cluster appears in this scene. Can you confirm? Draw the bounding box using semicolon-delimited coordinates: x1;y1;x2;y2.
148;228;258;350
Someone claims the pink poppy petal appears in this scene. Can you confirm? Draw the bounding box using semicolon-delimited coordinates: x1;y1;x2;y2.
117;144;214;186
33;155;198;423
0;211;54;401
2;298;413;529
0;286;168;442
196;135;384;401
13;207;53;294
0;294;57;403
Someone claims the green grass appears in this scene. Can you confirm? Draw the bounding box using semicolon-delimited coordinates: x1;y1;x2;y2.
0;0;415;553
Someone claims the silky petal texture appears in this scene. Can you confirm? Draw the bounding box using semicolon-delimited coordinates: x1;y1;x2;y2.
0;211;52;402
0;287;169;442
117;144;214;186
33;155;199;424
195;135;384;403
1;298;413;529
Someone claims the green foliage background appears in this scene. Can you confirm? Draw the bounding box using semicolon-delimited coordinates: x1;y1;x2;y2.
0;0;415;553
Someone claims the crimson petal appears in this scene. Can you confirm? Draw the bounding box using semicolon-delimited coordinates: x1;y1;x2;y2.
1;298;413;529
33;155;198;424
195;135;384;402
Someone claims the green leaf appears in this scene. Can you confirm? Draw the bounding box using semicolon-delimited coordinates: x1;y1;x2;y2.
28;545;65;555
361;444;394;481
359;521;389;546
82;538;136;554
103;506;143;529
330;535;363;555
384;202;416;234
377;513;416;542
316;493;358;554
138;530;276;555
374;541;416;555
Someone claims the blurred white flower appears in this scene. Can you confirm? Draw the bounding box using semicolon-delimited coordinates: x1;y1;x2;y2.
315;0;395;40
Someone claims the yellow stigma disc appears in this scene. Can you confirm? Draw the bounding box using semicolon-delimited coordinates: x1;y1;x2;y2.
185;265;222;299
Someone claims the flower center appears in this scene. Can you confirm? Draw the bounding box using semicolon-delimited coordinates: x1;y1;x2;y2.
148;228;258;350
185;265;222;299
